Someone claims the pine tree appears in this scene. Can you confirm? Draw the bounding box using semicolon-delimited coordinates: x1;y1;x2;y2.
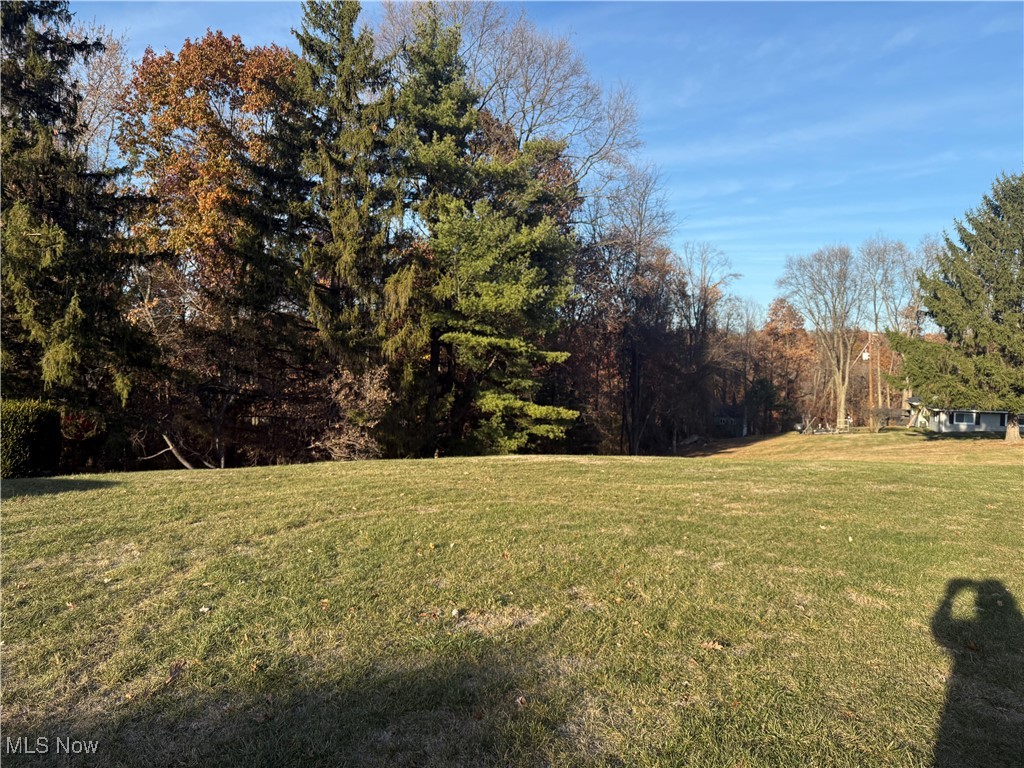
383;9;577;455
891;173;1024;441
1;0;145;409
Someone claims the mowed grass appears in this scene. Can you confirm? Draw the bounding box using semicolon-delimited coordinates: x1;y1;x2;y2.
1;432;1022;767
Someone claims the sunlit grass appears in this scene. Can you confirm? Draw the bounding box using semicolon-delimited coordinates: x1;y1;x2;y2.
2;432;1021;766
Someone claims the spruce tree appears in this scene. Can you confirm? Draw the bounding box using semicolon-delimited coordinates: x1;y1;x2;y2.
891;173;1024;441
293;0;400;358
1;0;144;409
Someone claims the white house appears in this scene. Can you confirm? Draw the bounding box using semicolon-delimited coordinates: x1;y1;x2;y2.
907;398;1023;434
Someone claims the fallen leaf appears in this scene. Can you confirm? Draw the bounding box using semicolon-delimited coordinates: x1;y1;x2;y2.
515;696;527;707
166;660;187;684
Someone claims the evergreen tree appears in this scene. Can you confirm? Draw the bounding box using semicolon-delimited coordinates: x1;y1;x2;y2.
381;7;479;454
891;173;1024;441
1;0;145;409
383;9;577;455
429;141;579;453
293;0;401;358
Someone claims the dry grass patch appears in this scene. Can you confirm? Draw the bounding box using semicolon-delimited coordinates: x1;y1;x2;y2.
455;607;548;636
685;429;1024;465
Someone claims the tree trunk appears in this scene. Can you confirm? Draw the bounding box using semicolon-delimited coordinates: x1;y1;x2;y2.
835;378;847;431
211;396;230;469
619;376;627;455
627;347;642;455
161;433;197;470
1006;412;1021;443
427;326;442;455
876;347;884;410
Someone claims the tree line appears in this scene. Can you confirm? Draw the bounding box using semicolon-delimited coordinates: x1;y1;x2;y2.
3;1;1021;473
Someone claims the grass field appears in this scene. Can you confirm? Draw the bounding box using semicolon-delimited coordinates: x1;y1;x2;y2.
2;431;1022;767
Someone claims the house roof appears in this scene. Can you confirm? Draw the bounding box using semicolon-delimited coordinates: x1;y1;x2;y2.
918;405;1019;415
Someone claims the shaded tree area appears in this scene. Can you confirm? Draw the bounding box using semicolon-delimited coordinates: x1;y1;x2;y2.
1;0;151;469
3;1;1017;471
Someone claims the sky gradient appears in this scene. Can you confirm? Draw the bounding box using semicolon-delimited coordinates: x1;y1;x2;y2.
69;0;1024;308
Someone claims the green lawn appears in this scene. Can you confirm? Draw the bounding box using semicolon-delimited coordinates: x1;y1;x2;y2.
2;433;1022;767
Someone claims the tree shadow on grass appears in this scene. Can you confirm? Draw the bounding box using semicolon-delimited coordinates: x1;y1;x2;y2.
931;579;1024;768
0;477;119;500
919;430;1012;442
676;433;788;458
4;644;575;768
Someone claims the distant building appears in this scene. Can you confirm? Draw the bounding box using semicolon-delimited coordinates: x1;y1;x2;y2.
906;398;1023;434
713;405;745;438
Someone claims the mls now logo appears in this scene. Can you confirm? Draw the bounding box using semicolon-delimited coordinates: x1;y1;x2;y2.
4;736;99;755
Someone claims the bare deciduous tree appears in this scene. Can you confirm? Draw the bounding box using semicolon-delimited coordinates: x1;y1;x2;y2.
778;245;867;430
377;0;511;91
860;233;939;411
600;164;675;454
69;20;129;171
860;234;910;409
861;235;910;334
905;234;942;336
483;15;639;186
377;0;639;190
679;241;738;361
312;366;393;460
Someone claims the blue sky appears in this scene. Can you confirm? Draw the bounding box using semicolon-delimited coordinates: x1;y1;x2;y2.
70;1;1023;308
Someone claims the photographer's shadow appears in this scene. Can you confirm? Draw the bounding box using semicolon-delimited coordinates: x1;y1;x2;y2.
931;579;1024;768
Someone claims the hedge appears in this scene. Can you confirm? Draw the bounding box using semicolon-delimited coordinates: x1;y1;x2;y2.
1;399;62;478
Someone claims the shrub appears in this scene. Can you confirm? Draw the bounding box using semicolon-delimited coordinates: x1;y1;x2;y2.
1;399;62;478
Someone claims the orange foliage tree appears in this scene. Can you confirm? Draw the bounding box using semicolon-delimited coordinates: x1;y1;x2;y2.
757;298;818;430
119;32;317;468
